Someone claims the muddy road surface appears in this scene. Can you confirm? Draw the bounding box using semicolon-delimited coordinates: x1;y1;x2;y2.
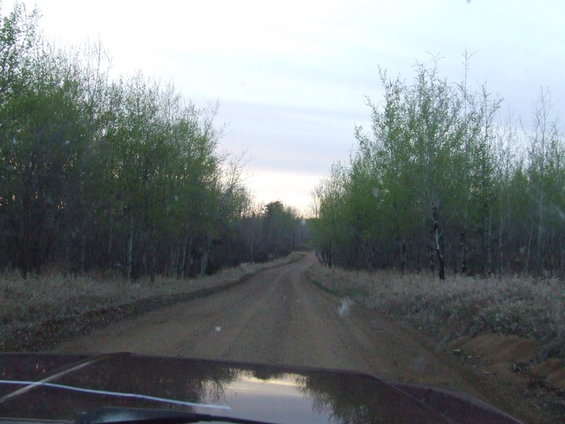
54;253;536;422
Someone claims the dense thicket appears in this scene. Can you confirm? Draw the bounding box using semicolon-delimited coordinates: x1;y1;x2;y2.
312;62;565;278
0;4;305;278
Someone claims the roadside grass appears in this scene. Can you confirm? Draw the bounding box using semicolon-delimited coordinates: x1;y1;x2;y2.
307;263;565;362
0;252;304;350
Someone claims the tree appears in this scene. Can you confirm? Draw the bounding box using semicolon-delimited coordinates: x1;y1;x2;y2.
0;3;292;278
311;60;564;278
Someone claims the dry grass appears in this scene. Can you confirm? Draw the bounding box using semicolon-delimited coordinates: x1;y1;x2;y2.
308;264;565;361
0;252;304;349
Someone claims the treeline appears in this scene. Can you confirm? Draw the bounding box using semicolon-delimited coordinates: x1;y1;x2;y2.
0;4;305;278
312;62;565;278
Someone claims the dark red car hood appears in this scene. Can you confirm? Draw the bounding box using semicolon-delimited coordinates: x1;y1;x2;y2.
0;353;521;424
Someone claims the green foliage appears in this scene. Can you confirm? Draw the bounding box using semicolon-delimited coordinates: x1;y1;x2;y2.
0;2;304;279
312;60;565;278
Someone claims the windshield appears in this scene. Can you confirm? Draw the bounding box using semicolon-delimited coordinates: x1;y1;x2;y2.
0;1;563;424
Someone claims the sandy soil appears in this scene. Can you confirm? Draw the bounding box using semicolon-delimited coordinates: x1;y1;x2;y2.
54;253;556;423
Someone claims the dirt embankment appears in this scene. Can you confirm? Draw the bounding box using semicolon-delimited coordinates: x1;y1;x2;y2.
306;260;565;424
49;252;562;424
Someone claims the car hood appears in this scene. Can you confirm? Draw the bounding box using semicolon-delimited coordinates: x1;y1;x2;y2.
0;353;522;424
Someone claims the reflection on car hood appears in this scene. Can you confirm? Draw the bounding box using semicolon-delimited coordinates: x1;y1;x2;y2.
0;353;522;424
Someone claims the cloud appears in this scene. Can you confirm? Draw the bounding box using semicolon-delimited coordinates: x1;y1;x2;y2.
215;99;364;174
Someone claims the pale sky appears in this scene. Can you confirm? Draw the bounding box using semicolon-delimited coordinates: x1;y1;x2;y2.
4;0;565;215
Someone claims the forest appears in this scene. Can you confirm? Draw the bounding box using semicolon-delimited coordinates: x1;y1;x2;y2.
0;4;306;279
2;2;564;282
311;62;565;279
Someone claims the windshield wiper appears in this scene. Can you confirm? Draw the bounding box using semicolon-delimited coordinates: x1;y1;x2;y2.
75;407;279;424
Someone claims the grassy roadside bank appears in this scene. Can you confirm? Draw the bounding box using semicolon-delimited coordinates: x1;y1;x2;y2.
0;252;305;351
306;262;564;361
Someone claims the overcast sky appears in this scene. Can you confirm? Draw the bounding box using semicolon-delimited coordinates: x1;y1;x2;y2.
5;0;565;214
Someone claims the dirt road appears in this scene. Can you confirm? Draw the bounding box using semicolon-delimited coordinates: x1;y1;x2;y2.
53;253;531;421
